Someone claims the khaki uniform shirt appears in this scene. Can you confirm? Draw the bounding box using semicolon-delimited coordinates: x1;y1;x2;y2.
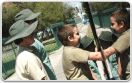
63;46;93;80
15;51;50;80
112;29;130;80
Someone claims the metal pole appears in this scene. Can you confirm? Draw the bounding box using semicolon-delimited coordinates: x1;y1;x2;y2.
84;2;110;80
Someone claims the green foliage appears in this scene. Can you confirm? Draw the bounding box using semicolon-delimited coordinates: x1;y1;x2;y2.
82;2;130;13
35;2;65;29
89;2;130;12
81;2;130;19
2;3;20;38
2;2;75;38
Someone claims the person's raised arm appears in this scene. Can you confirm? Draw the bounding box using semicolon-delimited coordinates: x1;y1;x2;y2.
103;46;118;58
89;67;98;80
88;52;103;61
88;46;118;61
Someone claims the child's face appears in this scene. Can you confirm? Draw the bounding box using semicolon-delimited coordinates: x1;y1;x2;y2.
110;17;123;34
69;27;80;47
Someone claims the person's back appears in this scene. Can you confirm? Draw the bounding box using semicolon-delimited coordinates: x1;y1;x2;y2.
16;50;50;80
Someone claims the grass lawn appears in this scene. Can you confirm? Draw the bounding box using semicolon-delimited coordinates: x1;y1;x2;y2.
45;42;58;53
2;69;15;80
86;23;94;39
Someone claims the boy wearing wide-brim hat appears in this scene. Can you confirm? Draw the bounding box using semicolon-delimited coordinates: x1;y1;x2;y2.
97;30;121;80
80;36;95;52
5;20;49;80
14;9;56;80
80;36;101;80
15;9;41;22
15;9;41;55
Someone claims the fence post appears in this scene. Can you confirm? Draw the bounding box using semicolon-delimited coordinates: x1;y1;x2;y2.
11;43;17;57
2;61;7;79
98;12;103;27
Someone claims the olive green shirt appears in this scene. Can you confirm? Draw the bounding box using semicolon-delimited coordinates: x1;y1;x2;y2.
112;29;130;80
63;46;93;80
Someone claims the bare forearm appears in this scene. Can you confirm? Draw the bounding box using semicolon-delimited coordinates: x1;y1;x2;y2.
88;52;104;61
118;56;122;76
88;46;118;61
103;46;118;58
89;67;98;80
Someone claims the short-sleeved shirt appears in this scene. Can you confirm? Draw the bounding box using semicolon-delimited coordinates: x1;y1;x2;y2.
112;29;130;79
63;46;93;80
17;38;56;80
15;51;49;80
30;38;56;80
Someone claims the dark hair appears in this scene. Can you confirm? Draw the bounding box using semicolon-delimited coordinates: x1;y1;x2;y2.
57;24;75;46
111;9;130;29
25;18;37;24
14;38;23;45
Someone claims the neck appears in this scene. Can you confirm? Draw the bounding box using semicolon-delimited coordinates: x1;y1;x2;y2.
28;39;35;49
67;43;79;47
120;28;127;35
20;39;35;49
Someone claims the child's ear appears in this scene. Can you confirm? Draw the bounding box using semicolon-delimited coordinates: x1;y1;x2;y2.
120;21;124;29
68;36;73;42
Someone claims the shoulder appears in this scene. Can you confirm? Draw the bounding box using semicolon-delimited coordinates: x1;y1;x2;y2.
63;46;90;57
112;29;130;53
122;29;130;35
64;46;84;51
64;46;84;54
120;29;130;39
17;51;36;61
113;29;130;44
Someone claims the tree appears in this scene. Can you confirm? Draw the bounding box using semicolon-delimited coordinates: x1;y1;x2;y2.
2;2;20;38
2;2;75;38
82;2;130;13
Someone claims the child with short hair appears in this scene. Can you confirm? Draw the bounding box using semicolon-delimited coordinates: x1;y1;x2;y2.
104;9;130;80
57;24;99;80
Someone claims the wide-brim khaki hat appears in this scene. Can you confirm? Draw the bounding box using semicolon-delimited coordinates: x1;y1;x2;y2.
15;9;41;21
81;36;94;49
5;20;38;44
99;31;113;41
96;28;113;41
